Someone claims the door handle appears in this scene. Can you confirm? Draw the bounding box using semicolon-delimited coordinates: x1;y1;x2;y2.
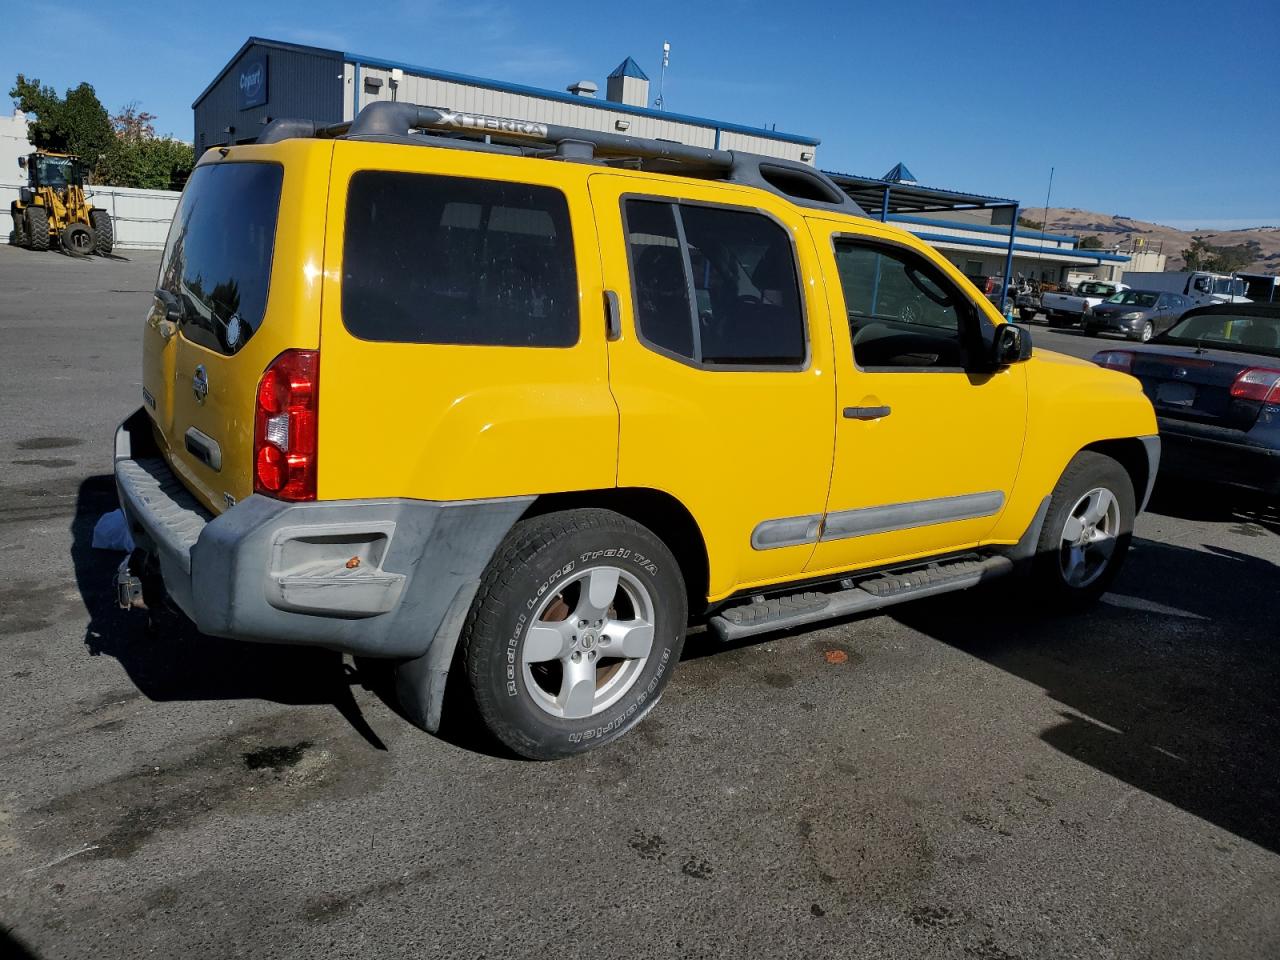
843;405;892;420
603;289;621;341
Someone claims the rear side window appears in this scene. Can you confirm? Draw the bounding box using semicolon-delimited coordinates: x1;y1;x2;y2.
342;172;578;346
159;162;283;356
623;199;806;367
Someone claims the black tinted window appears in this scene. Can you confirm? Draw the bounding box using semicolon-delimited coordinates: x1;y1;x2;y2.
626;201;695;359
834;241;971;369
343;172;578;346
623;200;805;367
159;162;283;356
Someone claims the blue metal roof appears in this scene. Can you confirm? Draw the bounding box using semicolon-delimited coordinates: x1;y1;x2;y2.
910;231;1132;264
882;162;917;183
608;57;649;81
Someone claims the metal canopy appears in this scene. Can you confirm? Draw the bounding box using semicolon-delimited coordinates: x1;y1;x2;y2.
824;171;1017;215
823;170;1021;313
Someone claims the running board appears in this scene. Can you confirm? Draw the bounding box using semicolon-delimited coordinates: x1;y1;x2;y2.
709;555;1013;642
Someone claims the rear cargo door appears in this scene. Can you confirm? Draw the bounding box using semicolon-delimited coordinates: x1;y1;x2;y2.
149;145;328;512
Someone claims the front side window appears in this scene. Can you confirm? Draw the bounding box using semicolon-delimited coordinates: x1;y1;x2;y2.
159;161;283;356
623;199;806;367
343;172;578;346
833;240;976;370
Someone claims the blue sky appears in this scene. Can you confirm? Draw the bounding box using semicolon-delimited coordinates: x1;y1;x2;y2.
8;0;1278;228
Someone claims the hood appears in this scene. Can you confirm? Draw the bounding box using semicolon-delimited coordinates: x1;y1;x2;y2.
1092;303;1154;317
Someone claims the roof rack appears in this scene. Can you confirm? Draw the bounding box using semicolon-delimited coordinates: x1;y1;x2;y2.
257;101;865;216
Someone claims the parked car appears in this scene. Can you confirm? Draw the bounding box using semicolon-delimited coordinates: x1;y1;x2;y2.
1093;304;1280;496
1042;280;1129;327
112;101;1159;759
1083;289;1192;342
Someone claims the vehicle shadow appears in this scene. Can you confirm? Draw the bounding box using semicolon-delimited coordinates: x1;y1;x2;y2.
891;534;1280;853
1147;478;1280;537
70;475;387;750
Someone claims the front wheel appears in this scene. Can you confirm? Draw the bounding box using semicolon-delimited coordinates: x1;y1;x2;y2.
1137;321;1154;342
457;508;687;759
1030;451;1135;609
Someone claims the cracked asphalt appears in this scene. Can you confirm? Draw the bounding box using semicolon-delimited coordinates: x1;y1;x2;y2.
1;245;1277;959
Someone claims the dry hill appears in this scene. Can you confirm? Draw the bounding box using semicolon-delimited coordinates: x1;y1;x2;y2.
1034;208;1279;274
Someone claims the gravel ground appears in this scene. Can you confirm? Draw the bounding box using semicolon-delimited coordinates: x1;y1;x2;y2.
1;245;1277;960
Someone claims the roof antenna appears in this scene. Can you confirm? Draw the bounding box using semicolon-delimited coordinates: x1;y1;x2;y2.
654;42;671;109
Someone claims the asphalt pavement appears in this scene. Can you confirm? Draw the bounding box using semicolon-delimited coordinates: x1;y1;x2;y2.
1;245;1277;960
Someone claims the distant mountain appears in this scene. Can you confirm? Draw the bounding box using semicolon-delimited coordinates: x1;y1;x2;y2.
1033;208;1279;274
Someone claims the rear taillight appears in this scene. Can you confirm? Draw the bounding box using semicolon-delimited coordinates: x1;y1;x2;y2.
253;349;318;501
1092;350;1135;374
1230;367;1280;404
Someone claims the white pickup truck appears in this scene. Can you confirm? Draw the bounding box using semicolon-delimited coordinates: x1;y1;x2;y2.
1042;280;1129;327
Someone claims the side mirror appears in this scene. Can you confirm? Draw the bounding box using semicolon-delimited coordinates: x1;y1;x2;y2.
153;288;184;323
992;323;1032;366
17;156;26;169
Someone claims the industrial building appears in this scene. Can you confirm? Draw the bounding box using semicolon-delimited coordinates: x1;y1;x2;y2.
192;38;820;164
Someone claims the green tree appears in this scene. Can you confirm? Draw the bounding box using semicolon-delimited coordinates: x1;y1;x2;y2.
1210;241;1260;273
1018;216;1044;230
1181;236;1214;271
93;103;195;190
1078;235;1103;249
10;74;114;167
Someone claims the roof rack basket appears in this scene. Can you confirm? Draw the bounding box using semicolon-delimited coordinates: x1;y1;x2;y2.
257;101;864;216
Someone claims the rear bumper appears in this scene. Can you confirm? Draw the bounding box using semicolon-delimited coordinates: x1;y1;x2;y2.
113;408;532;657
1157;418;1280;495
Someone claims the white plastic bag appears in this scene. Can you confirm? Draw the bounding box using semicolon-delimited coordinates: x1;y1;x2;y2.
92;509;135;552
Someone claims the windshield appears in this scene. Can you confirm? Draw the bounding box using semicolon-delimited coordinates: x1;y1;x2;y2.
157;162;283;356
1105;291;1158;307
1212;277;1246;297
32;156;84;188
1079;282;1113;296
1158;312;1280;357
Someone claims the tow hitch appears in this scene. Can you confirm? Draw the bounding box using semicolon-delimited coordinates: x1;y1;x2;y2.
115;556;146;610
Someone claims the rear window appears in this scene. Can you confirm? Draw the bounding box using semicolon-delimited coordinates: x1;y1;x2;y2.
159;162;283;356
342;171;578;346
1160;312;1280;356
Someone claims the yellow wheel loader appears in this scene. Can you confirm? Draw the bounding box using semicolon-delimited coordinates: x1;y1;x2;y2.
9;151;113;257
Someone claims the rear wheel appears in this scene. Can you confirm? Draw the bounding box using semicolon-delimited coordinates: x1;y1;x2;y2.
61;223;93;257
1031;451;1135;609
457;508;687;759
89;209;114;255
10;205;26;246
25;206;49;251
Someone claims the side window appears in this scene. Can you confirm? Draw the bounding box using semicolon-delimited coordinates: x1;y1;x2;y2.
342;171;578;346
623;199;806;367
833;240;975;370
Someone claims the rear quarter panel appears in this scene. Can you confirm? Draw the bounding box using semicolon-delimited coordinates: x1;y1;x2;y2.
316;141;617;502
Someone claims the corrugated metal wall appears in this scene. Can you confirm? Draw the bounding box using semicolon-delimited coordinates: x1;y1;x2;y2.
195;43;344;152
346;63;816;165
2;182;178;249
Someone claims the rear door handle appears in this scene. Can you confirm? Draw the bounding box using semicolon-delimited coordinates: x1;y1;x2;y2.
843;405;892;420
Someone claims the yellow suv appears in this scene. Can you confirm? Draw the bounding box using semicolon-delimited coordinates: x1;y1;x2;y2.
113;102;1158;759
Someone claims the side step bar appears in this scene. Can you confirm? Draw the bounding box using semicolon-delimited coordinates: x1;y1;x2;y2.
709;555;1013;642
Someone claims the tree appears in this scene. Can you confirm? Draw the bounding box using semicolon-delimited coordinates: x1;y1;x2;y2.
1078;235;1104;249
10;74;114;167
1181;236;1214;271
96;106;194;191
1018;216;1044;230
1181;236;1260;273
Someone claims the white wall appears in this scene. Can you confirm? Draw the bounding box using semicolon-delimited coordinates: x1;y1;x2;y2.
3;181;179;249
1;110;33;182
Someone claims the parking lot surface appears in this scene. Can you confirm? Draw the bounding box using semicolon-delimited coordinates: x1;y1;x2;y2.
1;246;1278;960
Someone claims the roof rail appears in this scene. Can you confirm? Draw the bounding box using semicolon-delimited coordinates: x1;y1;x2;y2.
257;101;864;216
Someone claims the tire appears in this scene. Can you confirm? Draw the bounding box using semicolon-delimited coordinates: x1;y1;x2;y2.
1030;451;1136;610
61;223;93;257
457;508;687;759
1019;308;1037;324
25;206;49;251
10;206;26;246
1138;321;1154;343
89;209;114;255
